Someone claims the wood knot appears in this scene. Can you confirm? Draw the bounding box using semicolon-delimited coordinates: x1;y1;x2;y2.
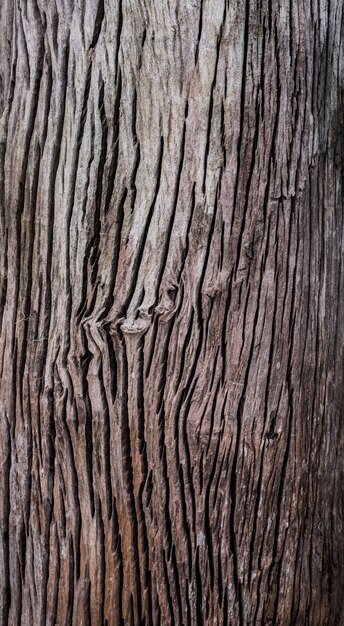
120;317;149;336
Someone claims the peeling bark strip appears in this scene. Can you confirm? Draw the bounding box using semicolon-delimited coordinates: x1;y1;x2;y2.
0;0;343;624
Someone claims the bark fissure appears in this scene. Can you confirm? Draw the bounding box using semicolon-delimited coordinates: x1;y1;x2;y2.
0;0;343;624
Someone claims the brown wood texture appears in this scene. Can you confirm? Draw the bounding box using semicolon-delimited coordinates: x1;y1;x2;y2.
0;1;343;624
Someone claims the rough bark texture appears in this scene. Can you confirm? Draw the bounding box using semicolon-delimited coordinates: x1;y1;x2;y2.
0;0;343;624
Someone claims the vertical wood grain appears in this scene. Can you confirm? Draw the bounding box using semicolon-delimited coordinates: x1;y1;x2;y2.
0;0;343;624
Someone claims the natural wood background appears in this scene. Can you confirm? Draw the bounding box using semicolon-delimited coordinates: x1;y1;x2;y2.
0;0;343;624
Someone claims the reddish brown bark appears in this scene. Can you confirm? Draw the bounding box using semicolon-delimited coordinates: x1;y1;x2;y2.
0;0;343;624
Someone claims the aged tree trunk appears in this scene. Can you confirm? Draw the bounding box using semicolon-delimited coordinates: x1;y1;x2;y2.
0;0;343;624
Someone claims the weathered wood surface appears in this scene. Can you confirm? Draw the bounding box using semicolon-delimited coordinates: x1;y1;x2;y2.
0;0;343;624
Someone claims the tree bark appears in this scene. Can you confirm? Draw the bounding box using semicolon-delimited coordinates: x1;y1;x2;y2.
1;0;343;624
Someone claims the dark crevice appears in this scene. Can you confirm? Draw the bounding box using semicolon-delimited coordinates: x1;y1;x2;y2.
156;100;188;303
115;0;123;76
162;549;176;625
194;0;203;64
99;185;127;323
202;33;222;195
104;71;122;215
98;365;113;519
195;547;203;625
123;136;164;313
230;0;251;232
90;0;105;50
66;536;75;626
117;331;143;623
